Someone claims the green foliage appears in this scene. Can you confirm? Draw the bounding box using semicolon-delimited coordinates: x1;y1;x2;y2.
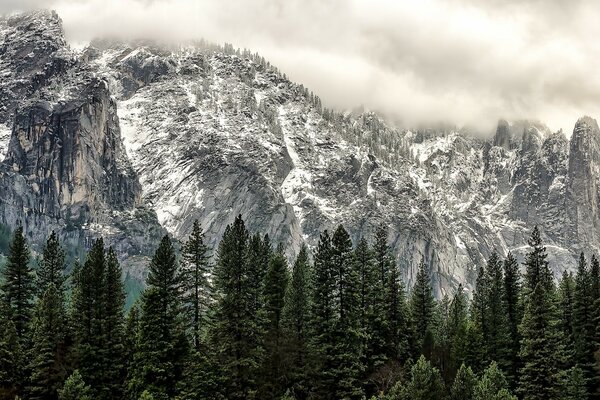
502;252;521;386
36;231;67;294
389;355;444;400
449;363;476;400
129;235;188;399
27;284;68;400
211;216;263;399
281;244;312;397
410;259;436;354
181;220;212;351
59;370;91;400
1;226;34;340
474;362;514;400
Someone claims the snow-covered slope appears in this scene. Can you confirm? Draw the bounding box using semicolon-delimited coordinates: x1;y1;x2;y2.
1;10;598;295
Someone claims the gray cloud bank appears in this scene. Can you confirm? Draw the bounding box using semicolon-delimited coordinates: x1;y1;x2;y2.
2;0;600;133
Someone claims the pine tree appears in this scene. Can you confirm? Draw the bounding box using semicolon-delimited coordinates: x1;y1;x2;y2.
449;363;477;400
410;259;436;354
102;247;126;399
523;226;552;294
355;235;386;384
470;255;492;367
388;355;444;400
0;303;21;399
181;220;212;351
37;231;66;294
502;252;521;386
518;283;562;400
573;253;597;396
485;253;509;369
211;216;263;399
309;230;336;398
27;284;68;400
129;235;188;399
558;271;576;368
71;238;106;396
447;285;469;378
1;226;34;340
261;245;289;398
384;248;411;364
330;225;364;399
561;366;588;400
475;362;516;400
59;370;91;400
281;244;312;398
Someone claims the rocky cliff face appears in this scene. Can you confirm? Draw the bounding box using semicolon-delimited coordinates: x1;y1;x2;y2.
1;10;600;295
0;11;164;280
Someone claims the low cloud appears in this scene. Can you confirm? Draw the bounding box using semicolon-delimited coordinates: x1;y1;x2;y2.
2;0;600;133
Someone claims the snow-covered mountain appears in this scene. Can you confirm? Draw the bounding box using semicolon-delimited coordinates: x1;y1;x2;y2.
1;10;598;295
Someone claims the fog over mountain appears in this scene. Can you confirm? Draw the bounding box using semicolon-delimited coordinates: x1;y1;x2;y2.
2;0;599;133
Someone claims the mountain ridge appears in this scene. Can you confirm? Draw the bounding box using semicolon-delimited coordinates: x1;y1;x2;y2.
1;10;598;296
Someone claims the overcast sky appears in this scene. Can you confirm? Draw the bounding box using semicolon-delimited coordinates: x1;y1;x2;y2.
2;0;599;133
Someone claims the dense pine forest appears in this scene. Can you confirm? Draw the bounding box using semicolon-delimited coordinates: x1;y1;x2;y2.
0;217;598;400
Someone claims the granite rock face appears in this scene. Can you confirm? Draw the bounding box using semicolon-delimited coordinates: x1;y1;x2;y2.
2;10;600;295
0;11;164;278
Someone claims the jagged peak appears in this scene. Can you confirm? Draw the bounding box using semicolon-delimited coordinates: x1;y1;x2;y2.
573;115;600;133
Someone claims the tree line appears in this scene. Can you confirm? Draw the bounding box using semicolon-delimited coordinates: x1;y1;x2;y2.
0;218;599;400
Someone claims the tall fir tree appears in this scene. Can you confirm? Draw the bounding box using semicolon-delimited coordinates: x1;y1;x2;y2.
573;253;597;395
309;230;336;399
447;285;469;379
101;248;126;399
354;237;381;375
518;228;562;400
469;255;491;368
129;235;188;399
211;216;263;399
71;238;106;397
1;226;34;341
281;244;312;399
502;252;521;386
384;247;411;364
485;252;509;370
260;244;289;398
523;226;552;294
518;282;562;400
558;271;576;368
330;225;364;399
27;284;68;400
181;220;212;351
36;231;66;294
0;303;21;399
410;259;436;355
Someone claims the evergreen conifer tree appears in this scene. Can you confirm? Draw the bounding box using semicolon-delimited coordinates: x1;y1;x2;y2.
37;231;66;294
261;245;289;398
59;370;91;400
389;355;444;400
181;220;212;351
447;285;469;378
281;244;312;398
27;284;68;400
558;271;576;368
1;226;34;340
410;259;436;353
129;235;188;399
474;362;516;400
211;216;263;399
449;363;476;400
502;252;521;386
